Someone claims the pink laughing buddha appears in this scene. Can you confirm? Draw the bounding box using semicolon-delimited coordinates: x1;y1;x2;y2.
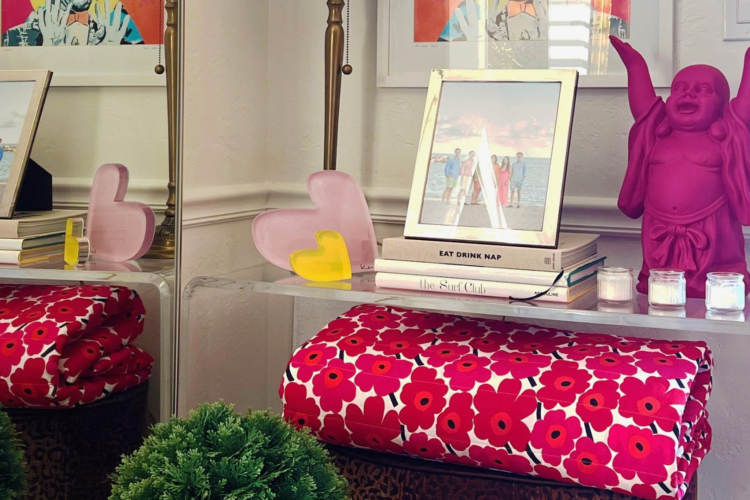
611;35;750;299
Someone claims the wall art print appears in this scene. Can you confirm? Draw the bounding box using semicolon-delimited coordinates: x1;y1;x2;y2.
2;0;161;46
414;0;630;43
0;0;165;85
378;0;671;88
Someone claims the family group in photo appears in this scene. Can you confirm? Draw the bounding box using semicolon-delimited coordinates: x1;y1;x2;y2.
441;148;527;208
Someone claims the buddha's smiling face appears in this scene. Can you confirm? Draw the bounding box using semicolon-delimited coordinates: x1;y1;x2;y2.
666;65;729;132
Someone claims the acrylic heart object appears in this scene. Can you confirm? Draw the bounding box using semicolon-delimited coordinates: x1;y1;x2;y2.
290;230;352;282
85;164;155;262
252;171;377;273
64;218;90;267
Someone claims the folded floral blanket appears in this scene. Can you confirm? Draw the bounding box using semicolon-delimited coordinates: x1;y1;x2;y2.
280;305;712;500
0;284;153;408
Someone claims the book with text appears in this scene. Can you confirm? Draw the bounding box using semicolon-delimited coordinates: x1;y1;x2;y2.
374;255;605;287
382;234;599;272
375;272;597;303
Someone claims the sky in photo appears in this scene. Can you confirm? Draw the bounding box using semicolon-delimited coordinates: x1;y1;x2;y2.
433;81;562;158
0;81;35;145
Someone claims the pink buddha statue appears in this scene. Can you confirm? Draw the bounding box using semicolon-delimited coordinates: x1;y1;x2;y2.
611;35;750;298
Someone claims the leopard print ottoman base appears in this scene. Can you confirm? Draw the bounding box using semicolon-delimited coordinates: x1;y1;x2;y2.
5;382;150;500
327;444;698;500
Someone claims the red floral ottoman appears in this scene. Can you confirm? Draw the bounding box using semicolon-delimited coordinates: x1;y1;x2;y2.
0;284;153;408
279;305;712;500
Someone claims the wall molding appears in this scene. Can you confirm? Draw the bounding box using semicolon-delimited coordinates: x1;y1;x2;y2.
182;183;268;228
182;181;750;240
53;177;168;212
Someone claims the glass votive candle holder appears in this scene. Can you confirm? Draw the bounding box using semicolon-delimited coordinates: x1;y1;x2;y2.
597;267;634;303
705;272;746;313
648;269;686;307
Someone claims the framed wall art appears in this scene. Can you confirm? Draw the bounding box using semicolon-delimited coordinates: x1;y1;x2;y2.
404;69;578;247
0;70;51;218
0;0;165;86
377;0;674;88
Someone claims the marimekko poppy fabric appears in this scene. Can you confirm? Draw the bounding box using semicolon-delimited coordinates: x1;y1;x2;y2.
0;284;152;408
280;305;712;500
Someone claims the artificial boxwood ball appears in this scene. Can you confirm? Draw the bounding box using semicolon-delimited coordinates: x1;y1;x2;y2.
109;402;348;500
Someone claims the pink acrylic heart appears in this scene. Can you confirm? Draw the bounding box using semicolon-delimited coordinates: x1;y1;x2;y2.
252;171;378;273
85;163;155;262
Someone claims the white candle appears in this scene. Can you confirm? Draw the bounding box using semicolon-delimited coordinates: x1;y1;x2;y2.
706;272;746;313
597;267;634;303
648;269;686;307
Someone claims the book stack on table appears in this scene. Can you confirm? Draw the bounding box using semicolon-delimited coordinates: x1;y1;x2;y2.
375;233;603;303
0;210;87;267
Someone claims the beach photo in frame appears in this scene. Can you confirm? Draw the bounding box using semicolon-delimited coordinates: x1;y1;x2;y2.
0;70;51;218
404;69;578;247
0;0;165;86
377;0;673;88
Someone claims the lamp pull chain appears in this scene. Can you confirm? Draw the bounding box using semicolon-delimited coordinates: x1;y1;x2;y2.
342;0;352;75
155;0;165;74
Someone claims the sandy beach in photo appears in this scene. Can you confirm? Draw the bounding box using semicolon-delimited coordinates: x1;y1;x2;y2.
420;198;545;231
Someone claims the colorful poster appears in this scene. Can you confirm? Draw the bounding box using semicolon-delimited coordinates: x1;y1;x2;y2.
2;0;161;46
592;0;631;38
414;0;475;42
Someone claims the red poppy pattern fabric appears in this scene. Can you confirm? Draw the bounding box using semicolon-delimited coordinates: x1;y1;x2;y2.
280;305;713;500
0;284;152;408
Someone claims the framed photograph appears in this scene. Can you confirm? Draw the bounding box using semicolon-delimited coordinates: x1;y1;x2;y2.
404;69;578;247
0;0;165;86
0;70;51;218
377;0;673;88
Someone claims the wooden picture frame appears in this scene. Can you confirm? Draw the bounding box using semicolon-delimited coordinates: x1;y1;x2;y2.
0;70;52;218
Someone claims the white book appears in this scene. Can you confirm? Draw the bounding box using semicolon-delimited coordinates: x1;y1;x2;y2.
382;233;599;272
375;272;596;303
374;255;605;288
0;233;64;251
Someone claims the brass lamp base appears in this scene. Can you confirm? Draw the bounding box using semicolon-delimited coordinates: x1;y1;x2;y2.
143;216;175;259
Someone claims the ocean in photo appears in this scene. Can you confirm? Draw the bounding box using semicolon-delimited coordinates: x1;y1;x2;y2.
423;155;551;206
0;150;15;183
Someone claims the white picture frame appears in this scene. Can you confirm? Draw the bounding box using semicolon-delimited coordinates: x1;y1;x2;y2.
724;0;750;41
0;45;164;86
404;69;578;248
377;0;674;89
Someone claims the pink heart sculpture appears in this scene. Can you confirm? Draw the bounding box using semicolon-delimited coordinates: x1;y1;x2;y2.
252;171;378;273
85;164;155;262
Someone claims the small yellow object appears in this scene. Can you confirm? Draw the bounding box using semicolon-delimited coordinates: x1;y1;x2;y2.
64;218;90;267
290;231;352;282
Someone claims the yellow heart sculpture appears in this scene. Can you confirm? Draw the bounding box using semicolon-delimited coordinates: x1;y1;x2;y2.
290;230;352;282
64;218;90;267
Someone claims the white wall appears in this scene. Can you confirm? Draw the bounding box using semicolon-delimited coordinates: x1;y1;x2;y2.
179;1;750;498
38;87;168;210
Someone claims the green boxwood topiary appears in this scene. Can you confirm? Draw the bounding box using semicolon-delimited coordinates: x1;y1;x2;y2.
0;410;26;500
109;402;349;500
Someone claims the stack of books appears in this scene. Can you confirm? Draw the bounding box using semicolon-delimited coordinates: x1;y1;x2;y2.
375;233;603;303
0;210;87;267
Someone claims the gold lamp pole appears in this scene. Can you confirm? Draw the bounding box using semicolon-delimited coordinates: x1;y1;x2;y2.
145;0;178;259
324;0;346;171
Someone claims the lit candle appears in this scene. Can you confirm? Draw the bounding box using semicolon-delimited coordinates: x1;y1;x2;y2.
648;269;686;307
705;272;746;313
597;267;634;303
